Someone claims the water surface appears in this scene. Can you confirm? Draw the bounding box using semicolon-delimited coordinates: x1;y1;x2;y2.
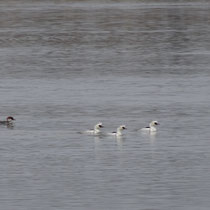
0;1;210;210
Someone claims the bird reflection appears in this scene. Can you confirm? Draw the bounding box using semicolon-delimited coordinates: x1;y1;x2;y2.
116;135;126;149
6;124;15;129
141;131;157;144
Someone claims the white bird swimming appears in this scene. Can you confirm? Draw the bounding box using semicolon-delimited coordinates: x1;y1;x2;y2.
141;121;159;132
108;125;127;137
84;122;104;135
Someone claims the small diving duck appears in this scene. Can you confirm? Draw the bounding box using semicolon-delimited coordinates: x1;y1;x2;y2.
141;120;159;132
0;116;16;126
84;122;104;135
108;125;127;137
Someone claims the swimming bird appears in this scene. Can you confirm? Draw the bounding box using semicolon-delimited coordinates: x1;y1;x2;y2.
84;122;104;135
108;125;127;137
0;116;16;125
141;121;159;132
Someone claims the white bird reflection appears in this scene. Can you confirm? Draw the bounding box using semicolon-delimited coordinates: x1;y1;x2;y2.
141;131;157;144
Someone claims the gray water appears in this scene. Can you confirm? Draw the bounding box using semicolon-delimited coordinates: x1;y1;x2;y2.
0;1;210;209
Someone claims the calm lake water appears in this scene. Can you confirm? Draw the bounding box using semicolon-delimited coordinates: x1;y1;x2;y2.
0;1;210;209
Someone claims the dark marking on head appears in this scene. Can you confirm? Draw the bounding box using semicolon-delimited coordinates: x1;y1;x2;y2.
7;116;15;121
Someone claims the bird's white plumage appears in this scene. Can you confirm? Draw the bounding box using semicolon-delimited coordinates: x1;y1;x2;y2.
108;125;127;137
141;121;159;132
84;122;104;135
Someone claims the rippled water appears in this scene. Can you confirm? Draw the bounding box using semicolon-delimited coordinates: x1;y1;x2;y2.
0;1;210;209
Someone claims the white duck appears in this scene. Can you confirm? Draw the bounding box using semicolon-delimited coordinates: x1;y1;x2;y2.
85;122;104;135
108;125;127;137
141;121;159;132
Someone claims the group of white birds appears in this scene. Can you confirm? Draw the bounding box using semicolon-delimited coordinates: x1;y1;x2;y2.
0;116;159;136
84;120;159;137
